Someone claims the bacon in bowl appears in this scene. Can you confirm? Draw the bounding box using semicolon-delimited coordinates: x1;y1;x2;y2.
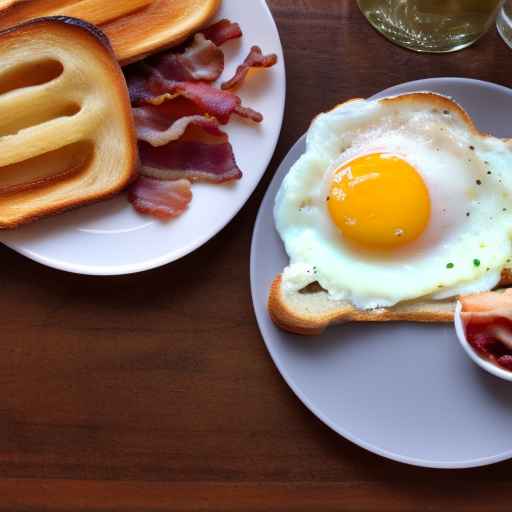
460;289;512;372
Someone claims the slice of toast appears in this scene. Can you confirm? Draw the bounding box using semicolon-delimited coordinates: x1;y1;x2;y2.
269;271;512;336
0;0;221;65
0;17;138;228
268;275;456;336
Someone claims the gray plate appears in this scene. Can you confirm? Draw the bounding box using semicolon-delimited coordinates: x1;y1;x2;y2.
250;78;512;468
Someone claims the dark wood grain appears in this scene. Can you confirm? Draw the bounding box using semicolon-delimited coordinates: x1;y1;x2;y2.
1;1;512;510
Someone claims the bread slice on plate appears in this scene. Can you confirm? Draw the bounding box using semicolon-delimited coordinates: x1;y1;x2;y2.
0;16;138;228
268;275;456;336
0;0;222;65
269;269;512;336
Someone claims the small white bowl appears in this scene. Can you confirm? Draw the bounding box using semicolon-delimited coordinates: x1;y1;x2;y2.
454;301;512;382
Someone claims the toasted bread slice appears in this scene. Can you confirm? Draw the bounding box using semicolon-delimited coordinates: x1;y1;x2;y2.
0;0;222;65
0;17;138;228
268;275;456;336
269;270;512;335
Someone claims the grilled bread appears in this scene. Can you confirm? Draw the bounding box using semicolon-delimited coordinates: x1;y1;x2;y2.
0;0;222;65
269;275;456;336
0;16;138;228
268;270;512;336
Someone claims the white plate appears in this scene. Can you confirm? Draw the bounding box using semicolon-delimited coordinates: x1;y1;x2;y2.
251;78;512;468
0;0;285;275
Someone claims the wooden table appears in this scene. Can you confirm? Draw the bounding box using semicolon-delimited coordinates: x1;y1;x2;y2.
2;1;512;510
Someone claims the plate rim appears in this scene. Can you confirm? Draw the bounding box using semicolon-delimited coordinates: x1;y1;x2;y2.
250;77;512;469
1;0;286;276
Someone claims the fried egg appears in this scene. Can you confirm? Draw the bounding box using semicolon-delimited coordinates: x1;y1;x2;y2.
274;93;512;310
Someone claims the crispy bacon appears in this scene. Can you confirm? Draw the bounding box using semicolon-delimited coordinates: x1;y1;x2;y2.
128;69;264;124
222;46;278;90
139;140;241;184
461;290;512;371
129;177;192;220
133;98;209;145
144;81;263;123
133;100;242;183
125;33;223;92
125;20;265;124
124;17;270;221
202;19;242;46
153;33;224;82
461;290;512;313
133;97;203;134
134;110;217;147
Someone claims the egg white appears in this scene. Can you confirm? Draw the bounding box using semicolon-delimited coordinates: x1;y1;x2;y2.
275;94;512;309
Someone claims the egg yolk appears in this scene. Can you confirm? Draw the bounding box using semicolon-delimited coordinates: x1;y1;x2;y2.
327;153;431;249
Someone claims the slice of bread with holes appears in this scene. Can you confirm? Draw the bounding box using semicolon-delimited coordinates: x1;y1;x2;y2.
0;16;138;228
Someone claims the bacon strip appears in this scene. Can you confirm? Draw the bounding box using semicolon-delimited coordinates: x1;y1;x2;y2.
139;140;241;183
134;110;219;147
222;46;278;90
145;81;263;124
133;100;242;183
133;98;210;145
461;289;512;371
132;97;204;137
125;33;224;90
159;33;224;82
202;19;242;46
124;18;269;221
129;177;192;220
128;71;263;124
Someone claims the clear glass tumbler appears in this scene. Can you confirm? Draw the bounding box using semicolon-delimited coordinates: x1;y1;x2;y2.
497;0;512;48
357;0;504;53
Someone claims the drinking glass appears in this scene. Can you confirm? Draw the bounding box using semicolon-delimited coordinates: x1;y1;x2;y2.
357;0;504;53
497;0;512;48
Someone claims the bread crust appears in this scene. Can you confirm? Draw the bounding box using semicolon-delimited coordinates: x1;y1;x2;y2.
268;275;456;335
269;92;512;335
0;17;139;228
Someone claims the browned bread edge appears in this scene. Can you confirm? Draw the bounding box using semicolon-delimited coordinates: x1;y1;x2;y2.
268;275;456;336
